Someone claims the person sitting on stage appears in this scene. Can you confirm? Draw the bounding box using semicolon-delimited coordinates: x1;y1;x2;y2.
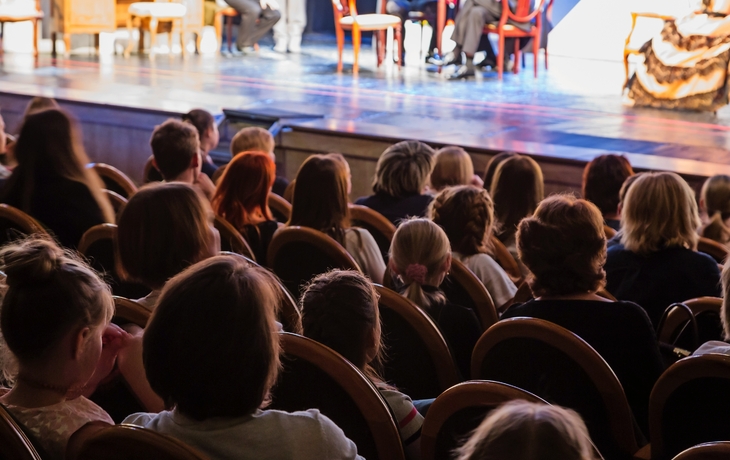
581;154;634;233
289;154;386;283
223;0;281;54
387;0;438;63
150;119;216;201
355;140;436;226
430;146;483;191
699;175;730;246
182;109;219;180
230;127;289;196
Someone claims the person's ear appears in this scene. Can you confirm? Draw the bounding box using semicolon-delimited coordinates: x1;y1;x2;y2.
699;198;705;212
442;253;452;274
151;158;159;171
617;202;623;217
72;327;92;361
190;152;200;169
388;261;400;275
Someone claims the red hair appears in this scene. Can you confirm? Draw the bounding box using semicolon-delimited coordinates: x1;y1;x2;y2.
212;151;275;229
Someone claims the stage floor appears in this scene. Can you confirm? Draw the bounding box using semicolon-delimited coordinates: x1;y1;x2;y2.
2;42;730;172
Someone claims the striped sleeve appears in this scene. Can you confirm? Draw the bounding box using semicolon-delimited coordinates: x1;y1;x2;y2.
379;389;424;445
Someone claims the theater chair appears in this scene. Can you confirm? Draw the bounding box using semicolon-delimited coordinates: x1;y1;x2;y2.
0;404;44;460
213;215;257;261
0;204;48;246
89;163;138;199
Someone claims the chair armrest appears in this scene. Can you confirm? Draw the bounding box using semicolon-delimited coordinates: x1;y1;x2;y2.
633;444;651;460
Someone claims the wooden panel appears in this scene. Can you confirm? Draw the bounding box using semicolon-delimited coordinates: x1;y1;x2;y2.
182;0;204;28
65;0;115;30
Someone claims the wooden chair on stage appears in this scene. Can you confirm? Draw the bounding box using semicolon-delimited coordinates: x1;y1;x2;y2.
331;0;402;74
124;0;204;59
0;0;43;57
50;0;115;57
89;163;138;199
483;0;548;79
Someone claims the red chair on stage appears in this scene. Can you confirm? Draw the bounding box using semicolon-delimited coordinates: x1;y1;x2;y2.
484;0;547;79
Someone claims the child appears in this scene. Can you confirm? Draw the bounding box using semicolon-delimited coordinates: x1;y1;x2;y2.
430;146;483;191
389;218;482;379
123;255;363;460
0;238;121;460
699;174;730;245
455;401;597;460
429;185;517;310
230;127;289;196
300;269;423;460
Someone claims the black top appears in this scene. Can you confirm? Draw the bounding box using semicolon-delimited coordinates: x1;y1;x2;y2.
605;218;621;232
273;176;289;198
241;220;279;263
3;177;106;248
201;160;217;179
421;285;482;380
502;298;664;434
605;244;721;328
355;192;433;226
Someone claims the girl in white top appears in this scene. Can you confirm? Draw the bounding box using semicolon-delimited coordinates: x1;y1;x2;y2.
123;255;362;460
300;269;423;460
429;185;517;310
285;154;386;283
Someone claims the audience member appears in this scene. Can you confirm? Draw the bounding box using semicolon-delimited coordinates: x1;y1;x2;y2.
430;146;483;191
1;109;114;248
123;255;363;459
389;218;481;378
605;172;721;327
581;154;635;232
212;151;280;262
117;183;220;310
230;126;289;196
482;151;516;192
699;174;730;245
181;109;219;179
0;238;121;460
2;98;59;173
607;172;645;249
490;155;544;273
455;401;597;460
288;154;385;283
502;194;664;434
0;110;10;183
695;260;730;355
300;269;423;460
429;185;517;309
149;119;216;200
355;141;435;225
23;96;60;119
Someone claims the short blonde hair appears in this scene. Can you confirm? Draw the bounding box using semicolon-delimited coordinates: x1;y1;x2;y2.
455;401;597;460
620;172;700;254
230;127;275;156
373;141;435;198
431;146;474;191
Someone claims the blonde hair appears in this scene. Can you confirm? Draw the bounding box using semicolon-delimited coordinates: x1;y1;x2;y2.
373;141;435;198
389;218;450;309
455;401;597;460
621;172;700;254
700;175;730;244
431;146;475;191
230;127;275;156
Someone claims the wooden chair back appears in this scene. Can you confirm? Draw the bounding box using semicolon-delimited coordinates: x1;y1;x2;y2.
697;237;729;264
673;442;730;460
213;215;257;261
271;333;405;460
89;163;138;198
269;193;292;223
349;204;395;261
78;224;151;299
103;189;128;221
489;236;522;283
0;404;43;460
604;225;617;239
375;284;460;399
220;251;302;333
113;296;150;328
471;317;639;459
267;226;361;298
283;179;295;203
657;297;723;351
68;422;210;460
143;156;164;183
0;204;48;245
649;354;730;460
421;380;547;460
441;258;498;331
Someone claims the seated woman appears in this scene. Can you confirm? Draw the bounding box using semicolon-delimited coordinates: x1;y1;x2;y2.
355;141;435;225
212;151;279;262
582;154;634;232
300;270;423;460
181;109;219;179
389;218;482;378
482;151;516;192
123;255;363;459
455;401;597;460
429;185;517;309
288;154;385;284
699;174;730;245
626;0;730;112
430;146;483;192
117;182;221;310
1;109;114;248
502;194;664;435
605;172;721;327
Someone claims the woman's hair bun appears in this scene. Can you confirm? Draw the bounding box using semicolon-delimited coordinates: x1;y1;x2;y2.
1;238;64;287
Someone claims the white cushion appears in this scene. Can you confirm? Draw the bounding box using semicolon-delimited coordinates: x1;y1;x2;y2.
129;2;187;18
0;0;41;19
339;14;401;28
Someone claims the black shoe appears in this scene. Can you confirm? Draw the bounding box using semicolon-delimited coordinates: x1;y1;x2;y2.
449;65;475;80
433;51;462;67
477;57;497;69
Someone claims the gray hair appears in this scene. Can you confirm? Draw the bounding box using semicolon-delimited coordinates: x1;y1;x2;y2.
373;141;435;198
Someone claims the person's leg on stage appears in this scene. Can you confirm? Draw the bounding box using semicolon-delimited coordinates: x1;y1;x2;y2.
386;0;410;62
246;6;281;46
224;0;263;52
449;1;494;78
272;0;289;52
287;0;306;53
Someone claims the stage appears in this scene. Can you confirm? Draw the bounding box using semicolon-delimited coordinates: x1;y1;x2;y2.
1;37;730;197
